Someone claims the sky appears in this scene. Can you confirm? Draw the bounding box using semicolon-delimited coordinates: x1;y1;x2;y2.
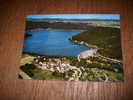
27;14;120;20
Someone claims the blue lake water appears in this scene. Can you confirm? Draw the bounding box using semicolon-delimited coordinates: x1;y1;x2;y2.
23;29;92;56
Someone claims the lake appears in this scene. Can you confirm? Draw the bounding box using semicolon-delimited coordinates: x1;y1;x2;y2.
23;29;92;56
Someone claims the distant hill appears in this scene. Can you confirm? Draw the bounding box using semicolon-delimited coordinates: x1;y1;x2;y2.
26;18;120;31
26;21;94;31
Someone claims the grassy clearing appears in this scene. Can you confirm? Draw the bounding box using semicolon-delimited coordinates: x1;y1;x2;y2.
20;54;35;66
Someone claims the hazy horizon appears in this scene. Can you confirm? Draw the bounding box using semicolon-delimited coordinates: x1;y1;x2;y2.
27;14;120;20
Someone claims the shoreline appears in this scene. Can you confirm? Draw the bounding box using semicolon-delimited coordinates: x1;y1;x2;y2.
69;37;122;63
26;28;88;32
23;51;76;58
69;37;98;49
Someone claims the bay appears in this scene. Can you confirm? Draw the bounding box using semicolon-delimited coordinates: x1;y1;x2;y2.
23;29;92;56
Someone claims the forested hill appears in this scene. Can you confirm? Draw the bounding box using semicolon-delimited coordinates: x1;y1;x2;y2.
26;21;93;31
71;27;122;60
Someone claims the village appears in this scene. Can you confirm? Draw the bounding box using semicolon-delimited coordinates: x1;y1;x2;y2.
20;50;123;81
